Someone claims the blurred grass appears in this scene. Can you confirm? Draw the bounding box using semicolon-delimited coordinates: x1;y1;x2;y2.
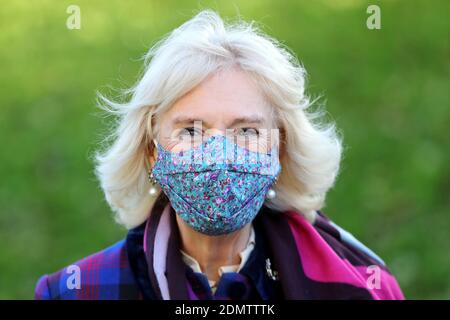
0;0;449;299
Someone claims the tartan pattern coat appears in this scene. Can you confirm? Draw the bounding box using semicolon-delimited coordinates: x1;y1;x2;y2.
35;197;404;300
35;239;141;300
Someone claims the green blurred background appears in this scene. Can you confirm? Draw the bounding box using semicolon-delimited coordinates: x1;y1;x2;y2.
0;0;449;299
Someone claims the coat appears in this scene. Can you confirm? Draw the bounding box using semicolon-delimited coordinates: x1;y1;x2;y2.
35;197;404;300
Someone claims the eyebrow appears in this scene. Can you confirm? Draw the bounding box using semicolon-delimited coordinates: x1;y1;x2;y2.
172;115;266;128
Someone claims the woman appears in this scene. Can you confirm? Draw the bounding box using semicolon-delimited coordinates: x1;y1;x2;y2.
35;10;404;300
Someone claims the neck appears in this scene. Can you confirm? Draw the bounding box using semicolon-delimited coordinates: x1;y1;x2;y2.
175;214;252;283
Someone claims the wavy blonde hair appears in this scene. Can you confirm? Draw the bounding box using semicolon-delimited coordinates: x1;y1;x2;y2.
94;9;343;229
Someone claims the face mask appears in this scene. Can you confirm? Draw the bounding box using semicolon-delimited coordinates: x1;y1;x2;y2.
151;134;281;236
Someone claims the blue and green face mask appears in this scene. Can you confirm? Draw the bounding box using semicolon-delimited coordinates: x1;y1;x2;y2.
151;134;281;236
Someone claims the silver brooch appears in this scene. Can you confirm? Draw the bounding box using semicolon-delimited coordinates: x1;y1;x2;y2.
265;258;279;280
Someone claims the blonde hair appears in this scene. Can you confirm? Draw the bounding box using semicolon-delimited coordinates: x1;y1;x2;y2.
94;9;343;229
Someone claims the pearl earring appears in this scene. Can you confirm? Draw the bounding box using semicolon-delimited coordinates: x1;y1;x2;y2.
266;176;278;200
148;171;158;196
266;188;276;199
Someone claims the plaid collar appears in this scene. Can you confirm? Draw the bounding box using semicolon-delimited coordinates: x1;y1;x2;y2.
126;203;284;300
126;194;375;300
127;193;302;300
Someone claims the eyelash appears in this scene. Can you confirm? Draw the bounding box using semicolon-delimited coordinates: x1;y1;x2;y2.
235;127;260;136
179;127;202;137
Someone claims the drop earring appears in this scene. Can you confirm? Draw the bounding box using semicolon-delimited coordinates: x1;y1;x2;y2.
148;171;158;196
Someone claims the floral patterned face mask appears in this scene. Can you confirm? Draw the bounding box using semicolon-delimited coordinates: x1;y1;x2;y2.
151;134;281;236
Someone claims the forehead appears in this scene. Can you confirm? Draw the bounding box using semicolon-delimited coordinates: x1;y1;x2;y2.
160;67;273;126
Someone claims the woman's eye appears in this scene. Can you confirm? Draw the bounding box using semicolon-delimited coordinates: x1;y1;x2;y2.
179;127;202;137
236;127;259;136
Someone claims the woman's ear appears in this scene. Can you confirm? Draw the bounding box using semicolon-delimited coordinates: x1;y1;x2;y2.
147;114;159;168
149;139;158;167
146;140;158;170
